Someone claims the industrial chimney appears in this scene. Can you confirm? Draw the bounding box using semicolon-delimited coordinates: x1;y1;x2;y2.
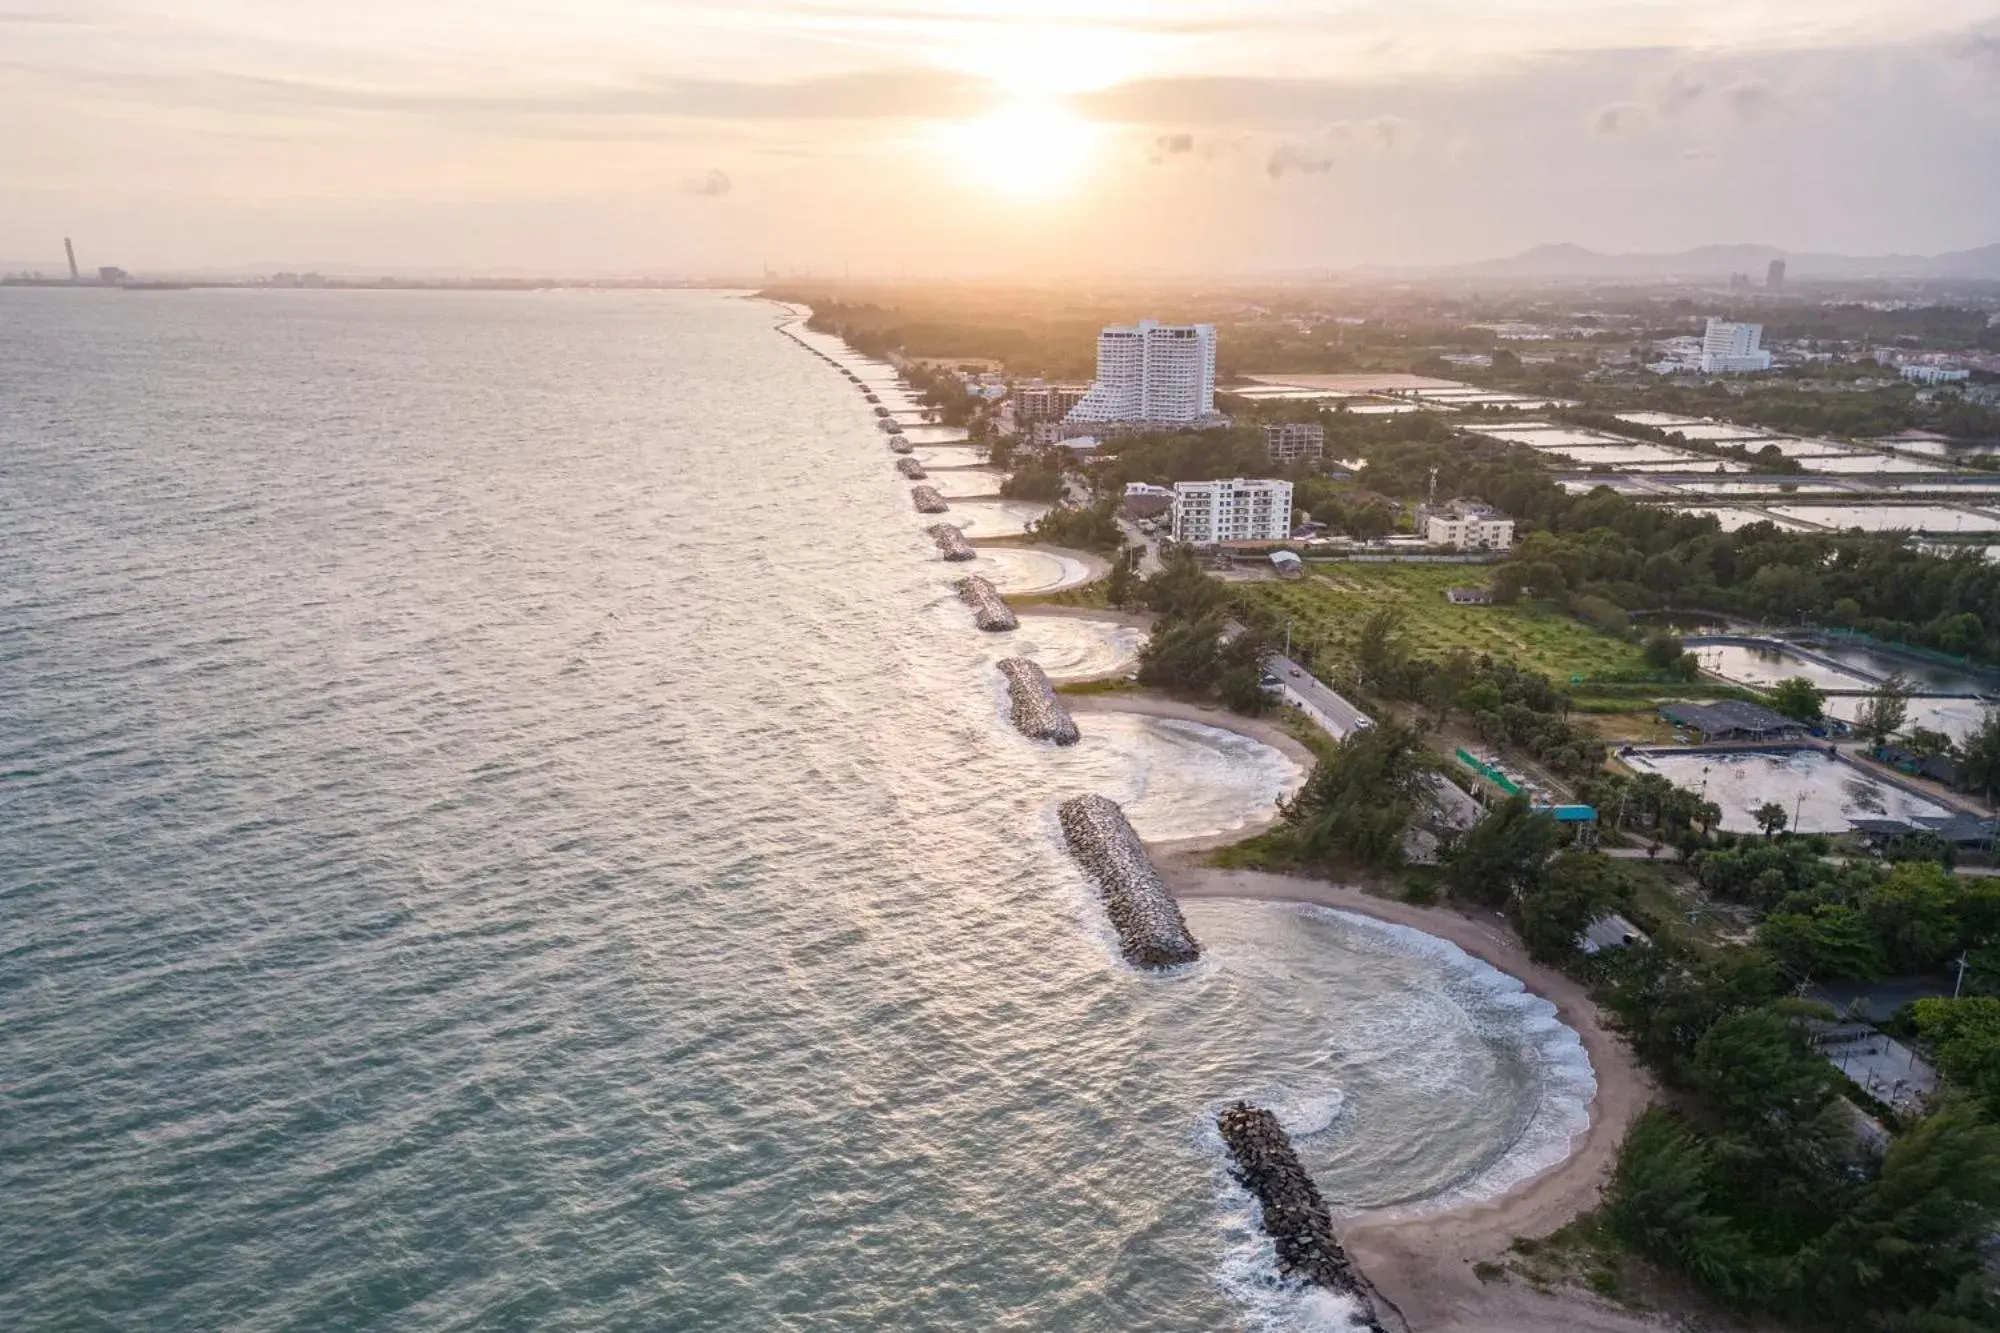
65;238;79;281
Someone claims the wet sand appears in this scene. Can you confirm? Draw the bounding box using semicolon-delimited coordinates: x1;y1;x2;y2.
1159;867;1661;1333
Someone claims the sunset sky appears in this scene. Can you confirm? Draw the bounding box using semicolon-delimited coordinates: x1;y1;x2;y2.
4;0;1998;274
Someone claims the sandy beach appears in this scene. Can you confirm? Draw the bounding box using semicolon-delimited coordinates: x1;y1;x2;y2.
1162;866;1664;1333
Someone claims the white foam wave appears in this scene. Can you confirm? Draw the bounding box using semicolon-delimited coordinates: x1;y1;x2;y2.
1299;905;1597;1215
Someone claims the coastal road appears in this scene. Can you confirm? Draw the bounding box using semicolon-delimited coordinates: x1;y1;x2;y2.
1266;653;1483;832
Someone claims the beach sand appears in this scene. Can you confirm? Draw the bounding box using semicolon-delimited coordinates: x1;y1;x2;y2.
1161;866;1666;1333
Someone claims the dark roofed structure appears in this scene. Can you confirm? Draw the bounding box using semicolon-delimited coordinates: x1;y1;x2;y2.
1658;700;1809;743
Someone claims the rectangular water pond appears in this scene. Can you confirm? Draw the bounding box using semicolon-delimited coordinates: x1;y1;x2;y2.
1768;504;2000;534
1624;748;1953;834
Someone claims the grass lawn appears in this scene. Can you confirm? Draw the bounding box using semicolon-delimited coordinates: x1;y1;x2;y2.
1240;564;1648;682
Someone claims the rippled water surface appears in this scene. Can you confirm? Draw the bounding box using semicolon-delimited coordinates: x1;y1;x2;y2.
3;290;1590;1332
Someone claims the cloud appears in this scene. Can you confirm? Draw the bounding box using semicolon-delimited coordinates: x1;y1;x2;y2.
0;61;992;124
1266;115;1410;178
1722;79;1776;120
1656;70;1707;116
1593;102;1647;136
683;168;731;196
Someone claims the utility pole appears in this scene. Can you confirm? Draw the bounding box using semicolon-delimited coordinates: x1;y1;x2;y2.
1955;951;1971;999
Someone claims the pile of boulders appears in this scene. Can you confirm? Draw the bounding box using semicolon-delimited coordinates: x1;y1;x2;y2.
910;485;949;514
877;418;902;433
873;405;890;417
927;524;976;561
998;658;1080;745
955;576;1018;631
897;457;928;479
1057;795;1202;969
1215;1102;1391;1331
888;435;914;454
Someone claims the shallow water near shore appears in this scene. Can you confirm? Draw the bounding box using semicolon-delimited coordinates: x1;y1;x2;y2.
3;289;1592;1332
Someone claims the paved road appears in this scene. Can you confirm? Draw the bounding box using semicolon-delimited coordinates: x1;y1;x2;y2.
1264;654;1482;832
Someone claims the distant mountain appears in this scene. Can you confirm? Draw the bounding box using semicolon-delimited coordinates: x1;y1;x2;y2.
1450;242;2000;282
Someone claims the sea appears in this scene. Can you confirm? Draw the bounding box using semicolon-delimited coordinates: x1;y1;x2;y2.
0;288;1591;1331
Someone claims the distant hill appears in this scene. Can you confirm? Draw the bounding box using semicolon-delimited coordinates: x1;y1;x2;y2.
1449;242;2000;282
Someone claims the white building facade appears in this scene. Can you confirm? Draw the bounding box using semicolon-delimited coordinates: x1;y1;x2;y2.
1063;320;1218;428
1424;501;1515;551
1699;318;1774;374
1171;478;1294;546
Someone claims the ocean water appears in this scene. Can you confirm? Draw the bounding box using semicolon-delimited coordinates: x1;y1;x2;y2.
2;289;1590;1331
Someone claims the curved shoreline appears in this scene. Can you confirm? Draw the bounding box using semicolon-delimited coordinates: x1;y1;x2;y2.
1065;694;1314;856
1159;866;1659;1333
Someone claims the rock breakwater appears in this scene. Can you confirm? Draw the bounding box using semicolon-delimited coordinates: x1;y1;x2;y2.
896;457;928;479
927;524;975;561
1216;1102;1393;1331
954;576;1018;631
997;658;1080;745
1056;795;1202;969
910;485;949;514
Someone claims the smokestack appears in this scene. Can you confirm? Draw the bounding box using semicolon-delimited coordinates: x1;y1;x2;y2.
65;238;79;281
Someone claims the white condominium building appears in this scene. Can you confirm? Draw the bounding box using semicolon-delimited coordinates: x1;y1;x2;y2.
1699;318;1773;374
1172;478;1294;546
1063;320;1217;428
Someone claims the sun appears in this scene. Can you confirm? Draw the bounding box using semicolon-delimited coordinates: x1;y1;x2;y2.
936;97;1101;201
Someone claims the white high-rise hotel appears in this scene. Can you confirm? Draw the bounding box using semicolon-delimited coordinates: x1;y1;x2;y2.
1699;318;1773;374
1063;320;1218;428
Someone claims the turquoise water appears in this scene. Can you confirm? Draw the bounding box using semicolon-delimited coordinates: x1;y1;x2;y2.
1;289;1589;1331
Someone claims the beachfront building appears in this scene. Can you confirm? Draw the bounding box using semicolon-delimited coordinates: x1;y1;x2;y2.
1699;318;1774;374
1263;421;1325;465
1423;500;1515;551
1063;320;1222;432
1172;478;1294;546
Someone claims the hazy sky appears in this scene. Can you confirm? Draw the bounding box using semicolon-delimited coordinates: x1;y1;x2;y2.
3;1;1998;274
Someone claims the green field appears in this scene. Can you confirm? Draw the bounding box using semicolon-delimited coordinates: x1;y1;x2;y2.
1240;564;1648;682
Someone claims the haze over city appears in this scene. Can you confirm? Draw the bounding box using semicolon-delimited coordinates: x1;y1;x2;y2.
4;0;1999;274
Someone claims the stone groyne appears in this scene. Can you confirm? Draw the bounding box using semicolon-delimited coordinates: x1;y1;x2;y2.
911;485;949;514
1216;1103;1392;1331
955;576;1018;632
997;658;1081;746
927;523;975;561
896;457;928;479
1056;795;1202;969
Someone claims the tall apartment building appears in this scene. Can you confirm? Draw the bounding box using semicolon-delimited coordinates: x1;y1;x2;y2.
1263;421;1325;465
1063;320;1218;429
1699;318;1773;374
1171;478;1294;546
1766;259;1787;291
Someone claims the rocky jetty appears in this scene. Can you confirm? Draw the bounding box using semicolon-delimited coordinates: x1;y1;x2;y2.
1216;1103;1393;1331
1056;795;1202;969
910;485;949;514
954;576;1018;631
927;523;975;561
896;456;928;479
997;658;1080;745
